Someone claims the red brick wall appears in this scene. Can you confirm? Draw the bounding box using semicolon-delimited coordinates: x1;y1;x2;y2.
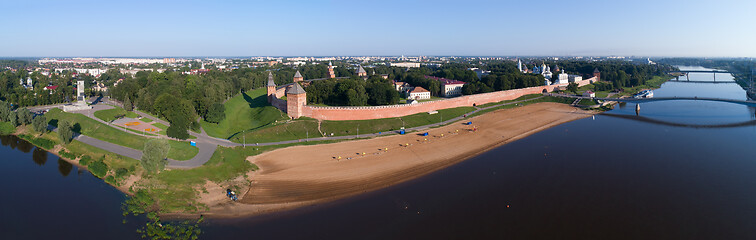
292;77;595;120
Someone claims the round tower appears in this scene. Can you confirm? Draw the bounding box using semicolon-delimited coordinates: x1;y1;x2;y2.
293;70;303;83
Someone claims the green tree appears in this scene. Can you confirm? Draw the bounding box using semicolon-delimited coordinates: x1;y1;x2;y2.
567;82;579;94
204;103;225;123
8;111;17;126
18;107;33;125
0;101;11;122
123;95;133;111
32;114;48;134
57;120;74;144
166;111;190;140
141;139;170;174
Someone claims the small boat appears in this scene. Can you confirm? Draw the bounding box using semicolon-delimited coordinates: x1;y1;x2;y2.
634;90;654;98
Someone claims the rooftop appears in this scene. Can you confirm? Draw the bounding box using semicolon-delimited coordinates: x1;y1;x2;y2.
425;75;465;85
410;86;430;93
287;83;306;94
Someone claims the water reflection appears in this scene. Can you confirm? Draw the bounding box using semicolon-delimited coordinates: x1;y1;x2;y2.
602;112;756;129
58;158;72;177
32;147;48;166
16;139;33;153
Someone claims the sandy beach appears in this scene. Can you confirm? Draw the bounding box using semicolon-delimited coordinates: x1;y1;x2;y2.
199;102;595;218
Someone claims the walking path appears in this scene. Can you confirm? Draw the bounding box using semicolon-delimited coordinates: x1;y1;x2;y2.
61;94;551;169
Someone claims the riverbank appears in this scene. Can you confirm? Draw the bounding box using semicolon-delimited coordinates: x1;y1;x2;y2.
193;102;596;218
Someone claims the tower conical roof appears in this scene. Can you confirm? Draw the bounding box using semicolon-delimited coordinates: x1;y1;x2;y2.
594;68;600;73
294;70;302;78
287;82;306;95
357;66;366;74
267;72;275;87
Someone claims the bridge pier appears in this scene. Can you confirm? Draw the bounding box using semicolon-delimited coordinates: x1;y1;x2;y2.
635;104;640;115
713;72;716;81
687;73;689;81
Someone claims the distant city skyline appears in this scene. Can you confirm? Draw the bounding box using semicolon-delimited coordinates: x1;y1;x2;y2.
1;0;755;57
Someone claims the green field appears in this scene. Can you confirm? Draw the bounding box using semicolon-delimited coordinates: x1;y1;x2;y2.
200;88;288;139
469;96;576;118
229;106;475;143
94;106;139;122
577;98;599;105
477;94;543;108
46;108;198;160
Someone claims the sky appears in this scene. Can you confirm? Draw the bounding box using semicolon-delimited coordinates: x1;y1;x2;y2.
1;0;755;57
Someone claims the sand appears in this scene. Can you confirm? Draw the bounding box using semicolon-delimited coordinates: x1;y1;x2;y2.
198;102;595;218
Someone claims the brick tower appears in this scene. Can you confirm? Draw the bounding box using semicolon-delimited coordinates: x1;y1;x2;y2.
593;68;601;81
286;83;307;119
266;72;276;102
327;61;336;79
293;70;303;83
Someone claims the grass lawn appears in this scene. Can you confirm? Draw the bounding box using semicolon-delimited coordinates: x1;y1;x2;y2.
577;98;598;105
229;120;320;144
140;118;153;123
94;106;139;122
469;96;576;118
46;108;198;160
477;94;543;108
200;88;288;139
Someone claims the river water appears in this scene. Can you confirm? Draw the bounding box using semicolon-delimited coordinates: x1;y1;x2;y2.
2;66;756;239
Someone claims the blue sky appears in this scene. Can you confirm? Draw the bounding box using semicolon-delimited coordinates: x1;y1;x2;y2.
1;0;754;57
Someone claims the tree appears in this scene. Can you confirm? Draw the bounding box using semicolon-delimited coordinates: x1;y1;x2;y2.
205;103;225;123
18;107;33;125
32;114;48;134
58;120;74;144
8;111;17;127
123;95;133;111
141;139;170;174
567;82;579;94
166;111;190;140
0;101;11;122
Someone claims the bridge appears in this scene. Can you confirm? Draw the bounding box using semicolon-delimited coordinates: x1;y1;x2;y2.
552;93;756;107
667;69;730;81
594;96;756;107
667;79;737;84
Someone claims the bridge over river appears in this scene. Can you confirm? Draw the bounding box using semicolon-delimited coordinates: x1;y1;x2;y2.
553;94;756;107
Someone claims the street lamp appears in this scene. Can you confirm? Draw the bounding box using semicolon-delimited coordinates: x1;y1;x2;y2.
243;130;246;148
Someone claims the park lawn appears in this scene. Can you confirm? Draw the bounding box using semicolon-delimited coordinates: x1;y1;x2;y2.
140;118;153;123
46;108;198;160
66;140;140;170
319;106;475;137
230;120;320;143
469;96;576;118
200;88;287;139
94;106;139;122
167;140;199;161
478;94;543;108
153;122;168;130
578;98;598;105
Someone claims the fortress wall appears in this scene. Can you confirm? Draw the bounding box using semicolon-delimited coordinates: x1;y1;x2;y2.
270;98;287;113
298;77;595;120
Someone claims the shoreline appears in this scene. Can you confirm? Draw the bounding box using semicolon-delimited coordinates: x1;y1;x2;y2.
190;102;597;219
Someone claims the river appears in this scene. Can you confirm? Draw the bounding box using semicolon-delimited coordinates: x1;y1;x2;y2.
2;66;756;239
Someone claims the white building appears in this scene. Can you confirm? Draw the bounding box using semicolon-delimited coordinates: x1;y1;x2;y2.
408;86;431;100
555;72;569;85
583;91;595;98
391;62;421;68
569;75;583;83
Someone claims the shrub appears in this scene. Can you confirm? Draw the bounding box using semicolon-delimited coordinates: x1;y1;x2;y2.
115;168;130;179
88;160;109;178
105;175;117;185
0;121;16;135
79;155;93;166
58;149;77;159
